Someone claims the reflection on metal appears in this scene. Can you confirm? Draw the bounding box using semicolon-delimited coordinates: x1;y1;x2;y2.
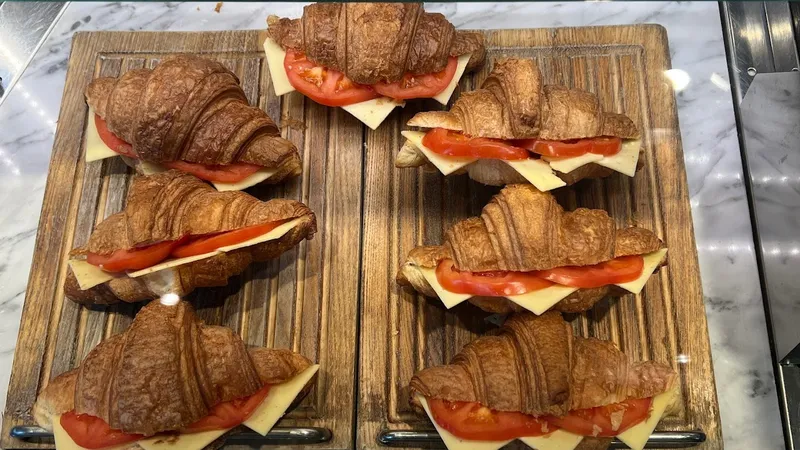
10;426;333;445
377;430;706;448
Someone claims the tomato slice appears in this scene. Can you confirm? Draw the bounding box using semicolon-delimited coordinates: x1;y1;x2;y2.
61;411;143;449
161;160;262;184
518;137;622;158
535;255;644;289
435;259;554;296
284;50;380;107
428;398;553;441
422;128;531;161
171;219;288;258
95;114;136;158
184;384;271;433
86;239;183;273
544;398;652;437
372;57;459;100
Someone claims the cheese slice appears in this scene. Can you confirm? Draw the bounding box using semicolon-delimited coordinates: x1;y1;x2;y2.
137;428;230;450
264;38;296;96
543;152;604;174
417;396;511;450
125;217;303;278
503;159;566;192
212;168;278;191
84;108;119;162
417;266;472;308
519;430;583;450
243;364;320;435
139;161;166;176
52;415;132;450
68;259;117;290
595;139;641;177
616;386;678;450
614;248;667;295
342;97;404;131
402;131;476;175
433;54;471;105
505;285;579;315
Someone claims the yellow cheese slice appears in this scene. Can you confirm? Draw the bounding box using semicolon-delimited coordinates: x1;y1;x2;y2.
503;159;566;192
543;152;604;174
616;386;678;450
126;217;303;278
243;364;320;435
137;428;230;450
614;248;667;294
433;54;471;105
264;37;296;96
68;259;117;290
401;131;476;176
342;97;404;130
138;161;166;176
417;396;511;450
52;415;132;450
595;139;641;177
519;430;583;450
417;266;472;308
505;285;579;315
211;168;278;191
84;108;119;162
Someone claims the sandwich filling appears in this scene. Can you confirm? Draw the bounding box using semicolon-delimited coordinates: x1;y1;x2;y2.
54;365;319;450
418;385;677;450
414;248;667;314
264;38;471;130
87;111;278;191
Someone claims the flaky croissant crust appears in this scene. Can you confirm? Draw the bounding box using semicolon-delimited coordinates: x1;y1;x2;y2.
410;311;676;417
267;2;486;85
33;301;313;436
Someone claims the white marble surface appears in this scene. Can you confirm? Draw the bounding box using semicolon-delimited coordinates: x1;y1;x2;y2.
0;2;783;449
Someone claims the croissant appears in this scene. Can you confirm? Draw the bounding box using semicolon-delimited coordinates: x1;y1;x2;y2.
34;300;317;447
396;58;642;189
410;312;677;450
397;184;666;314
86;55;301;188
65;170;316;305
267;2;485;85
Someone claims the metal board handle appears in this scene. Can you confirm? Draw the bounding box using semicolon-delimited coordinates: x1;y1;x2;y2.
378;430;706;448
11;426;332;446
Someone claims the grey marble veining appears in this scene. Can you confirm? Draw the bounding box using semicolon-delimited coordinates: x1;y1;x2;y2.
0;3;783;449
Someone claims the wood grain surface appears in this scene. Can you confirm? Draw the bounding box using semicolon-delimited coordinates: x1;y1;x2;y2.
358;25;722;450
1;25;720;450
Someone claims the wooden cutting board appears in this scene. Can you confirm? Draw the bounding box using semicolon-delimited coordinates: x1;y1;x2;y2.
0;25;721;450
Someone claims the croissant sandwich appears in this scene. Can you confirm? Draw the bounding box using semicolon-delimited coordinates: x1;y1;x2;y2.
34;300;320;450
396;58;642;191
65;170;316;305
410;311;678;450
397;184;667;315
85;55;301;191
264;2;486;129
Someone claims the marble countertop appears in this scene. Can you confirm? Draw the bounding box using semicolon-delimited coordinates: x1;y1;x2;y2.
0;2;783;449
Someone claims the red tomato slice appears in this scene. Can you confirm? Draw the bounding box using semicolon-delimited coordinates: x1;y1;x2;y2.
161;160;262;184
544;398;652;437
518;137;622;158
171;220;288;258
428;398;554;441
284;50;380;107
94;114;137;158
372;57;459;100
86;239;182;273
535;255;644;289
422;128;531;161
61;411;143;449
184;384;271;433
435;259;554;296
